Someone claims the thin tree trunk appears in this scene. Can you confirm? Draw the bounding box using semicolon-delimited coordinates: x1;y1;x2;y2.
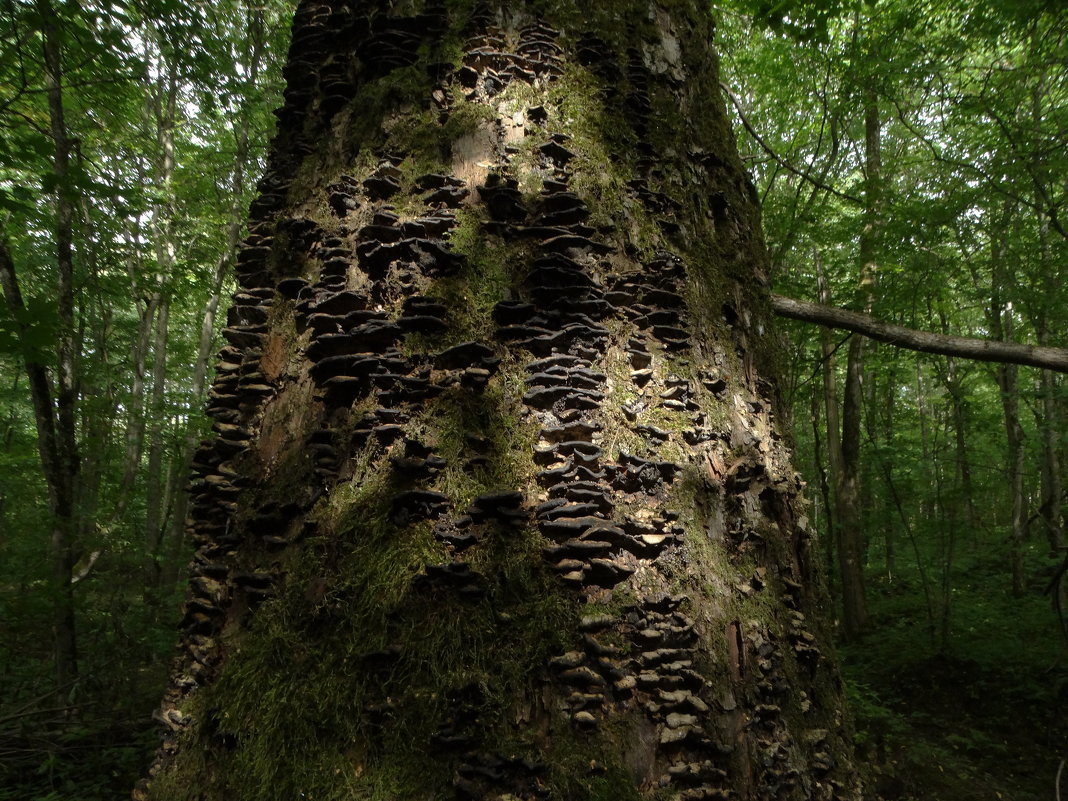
35;0;79;687
811;380;835;601
835;91;880;639
1030;66;1064;554
816;255;840;601
1033;240;1063;554
144;296;170;588
0;373;19;535
114;213;157;519
954;405;979;549
882;359;896;576
837;334;870;637
937;303;980;553
989;210;1027;597
115;291;159;518
940;357;966;651
73;182;111;546
1001;366;1026;598
143;52;178;589
1036;348;1063;552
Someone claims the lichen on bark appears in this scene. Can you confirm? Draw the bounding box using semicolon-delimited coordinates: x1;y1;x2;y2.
137;2;864;800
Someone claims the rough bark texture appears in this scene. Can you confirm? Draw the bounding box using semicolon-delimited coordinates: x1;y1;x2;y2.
138;2;862;800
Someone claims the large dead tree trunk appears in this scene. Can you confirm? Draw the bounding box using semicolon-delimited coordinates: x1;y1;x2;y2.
138;2;862;799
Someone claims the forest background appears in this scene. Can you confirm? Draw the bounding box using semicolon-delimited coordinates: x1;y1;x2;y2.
0;0;1064;799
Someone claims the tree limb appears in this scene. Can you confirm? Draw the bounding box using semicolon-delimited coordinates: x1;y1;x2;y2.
719;81;862;205
771;294;1068;373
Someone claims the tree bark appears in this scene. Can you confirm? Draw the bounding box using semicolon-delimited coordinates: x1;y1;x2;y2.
811;371;835;601
836;330;869;638
1029;90;1064;552
138;3;862;799
816;256;841;604
143;295;171;586
880;359;896;575
940;356;967;651
115;290;158;519
1035;345;1063;552
989;208;1028;597
143;52;179;588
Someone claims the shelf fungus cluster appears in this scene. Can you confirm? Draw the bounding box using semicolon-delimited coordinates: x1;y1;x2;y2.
140;2;861;800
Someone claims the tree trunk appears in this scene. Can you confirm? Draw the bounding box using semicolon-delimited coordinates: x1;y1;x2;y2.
880;359;895;576
989;210;1027;597
833;92;879;640
1032;238;1064;556
144;54;180;589
810;373;835;601
144;294;171;587
1029;65;1064;556
1035;343;1063;553
836;333;869;638
116;290;158;519
816;255;840;602
138;3;862;799
946;365;979;546
939;364;963;652
35;0;80;688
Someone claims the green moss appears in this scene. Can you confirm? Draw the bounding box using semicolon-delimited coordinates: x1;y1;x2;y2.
434;207;517;343
160;478;579;800
152;365;588;799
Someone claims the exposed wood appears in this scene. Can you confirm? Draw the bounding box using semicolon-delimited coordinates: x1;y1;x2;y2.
770;294;1068;373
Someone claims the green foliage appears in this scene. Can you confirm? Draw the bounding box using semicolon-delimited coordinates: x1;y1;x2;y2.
718;1;1068;797
0;0;291;798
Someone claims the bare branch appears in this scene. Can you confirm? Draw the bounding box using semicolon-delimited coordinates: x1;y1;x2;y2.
719;81;863;205
771;294;1068;373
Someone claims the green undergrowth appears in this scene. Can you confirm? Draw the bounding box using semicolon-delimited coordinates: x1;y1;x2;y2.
839;552;1068;801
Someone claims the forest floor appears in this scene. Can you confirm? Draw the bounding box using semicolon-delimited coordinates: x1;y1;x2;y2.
846;653;1065;801
4;555;1065;801
841;568;1068;801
